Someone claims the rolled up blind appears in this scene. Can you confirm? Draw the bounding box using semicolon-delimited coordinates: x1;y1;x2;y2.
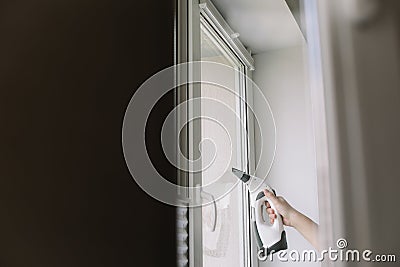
177;207;188;266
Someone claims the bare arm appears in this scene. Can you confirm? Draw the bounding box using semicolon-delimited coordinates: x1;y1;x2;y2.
263;189;319;250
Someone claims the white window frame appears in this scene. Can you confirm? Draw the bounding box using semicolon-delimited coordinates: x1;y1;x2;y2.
176;0;257;266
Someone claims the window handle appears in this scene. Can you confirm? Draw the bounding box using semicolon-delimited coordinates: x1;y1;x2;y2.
201;190;217;232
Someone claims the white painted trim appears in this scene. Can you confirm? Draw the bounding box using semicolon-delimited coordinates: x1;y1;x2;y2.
199;0;255;70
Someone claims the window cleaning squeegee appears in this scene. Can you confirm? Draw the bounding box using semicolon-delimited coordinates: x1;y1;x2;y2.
232;168;287;257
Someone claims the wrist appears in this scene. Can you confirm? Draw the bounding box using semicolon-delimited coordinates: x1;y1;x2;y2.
290;209;303;229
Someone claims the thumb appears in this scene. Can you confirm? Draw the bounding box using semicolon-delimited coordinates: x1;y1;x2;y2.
263;189;278;205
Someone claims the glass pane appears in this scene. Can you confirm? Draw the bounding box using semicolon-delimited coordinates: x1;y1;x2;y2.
200;22;246;267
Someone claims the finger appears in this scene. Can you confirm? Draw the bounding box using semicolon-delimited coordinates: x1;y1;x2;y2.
269;213;277;219
270;218;274;224
266;202;271;208
266;208;274;214
263;189;278;204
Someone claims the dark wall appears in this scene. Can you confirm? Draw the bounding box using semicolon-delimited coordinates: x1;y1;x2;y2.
0;0;176;266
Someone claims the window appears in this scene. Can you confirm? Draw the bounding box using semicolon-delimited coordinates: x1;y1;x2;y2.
200;16;249;267
176;1;256;267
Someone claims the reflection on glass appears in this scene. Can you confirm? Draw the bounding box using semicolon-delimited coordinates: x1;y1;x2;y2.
200;21;246;267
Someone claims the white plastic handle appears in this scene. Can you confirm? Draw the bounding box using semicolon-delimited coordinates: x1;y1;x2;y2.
254;191;284;247
256;195;282;228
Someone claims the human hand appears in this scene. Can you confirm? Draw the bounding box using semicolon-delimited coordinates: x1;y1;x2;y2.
263;189;298;227
264;189;319;249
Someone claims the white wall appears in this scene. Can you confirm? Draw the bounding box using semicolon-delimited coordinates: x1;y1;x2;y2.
253;46;320;266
